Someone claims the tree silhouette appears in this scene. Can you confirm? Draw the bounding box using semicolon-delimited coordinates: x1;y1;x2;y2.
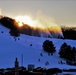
59;42;68;58
61;26;76;40
9;29;20;37
59;43;76;65
43;40;56;55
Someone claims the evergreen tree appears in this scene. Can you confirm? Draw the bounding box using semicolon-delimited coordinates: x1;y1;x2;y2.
59;43;76;65
42;40;56;55
59;42;68;58
65;45;72;60
9;29;20;37
59;42;72;60
71;47;76;63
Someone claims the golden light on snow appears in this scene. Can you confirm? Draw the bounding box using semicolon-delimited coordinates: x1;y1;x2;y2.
15;15;62;34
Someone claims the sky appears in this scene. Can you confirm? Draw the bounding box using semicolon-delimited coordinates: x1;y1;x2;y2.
0;0;76;27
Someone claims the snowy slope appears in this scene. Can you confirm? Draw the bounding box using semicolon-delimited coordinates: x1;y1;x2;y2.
0;24;76;69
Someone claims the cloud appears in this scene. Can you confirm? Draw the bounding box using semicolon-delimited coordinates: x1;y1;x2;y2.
0;8;2;15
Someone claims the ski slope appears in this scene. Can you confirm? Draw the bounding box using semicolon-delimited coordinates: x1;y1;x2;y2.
0;24;76;70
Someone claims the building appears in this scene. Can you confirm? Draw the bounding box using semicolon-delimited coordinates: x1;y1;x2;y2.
15;58;19;75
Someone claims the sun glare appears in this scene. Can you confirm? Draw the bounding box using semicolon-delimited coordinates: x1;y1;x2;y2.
15;15;62;34
15;16;37;27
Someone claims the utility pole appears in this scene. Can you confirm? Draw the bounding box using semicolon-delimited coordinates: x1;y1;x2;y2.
21;54;23;67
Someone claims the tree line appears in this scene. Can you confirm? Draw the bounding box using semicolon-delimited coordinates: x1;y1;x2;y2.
61;26;76;40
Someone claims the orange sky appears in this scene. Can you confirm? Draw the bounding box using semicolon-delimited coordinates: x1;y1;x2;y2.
0;0;76;27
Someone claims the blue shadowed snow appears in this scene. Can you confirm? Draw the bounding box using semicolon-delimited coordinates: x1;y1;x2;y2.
0;24;76;69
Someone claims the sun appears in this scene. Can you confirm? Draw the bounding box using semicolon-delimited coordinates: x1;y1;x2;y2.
15;16;36;27
14;15;62;34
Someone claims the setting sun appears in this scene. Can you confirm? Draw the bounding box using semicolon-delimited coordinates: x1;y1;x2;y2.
15;15;62;34
15;16;37;27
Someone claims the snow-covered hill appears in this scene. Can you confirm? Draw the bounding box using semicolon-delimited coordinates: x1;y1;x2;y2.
0;24;76;69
